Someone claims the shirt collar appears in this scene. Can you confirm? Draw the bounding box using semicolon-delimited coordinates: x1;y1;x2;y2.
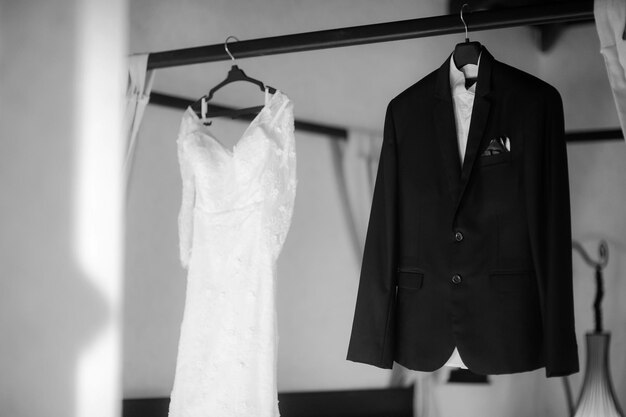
449;52;481;96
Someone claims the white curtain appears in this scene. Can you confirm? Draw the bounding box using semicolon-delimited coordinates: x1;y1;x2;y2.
124;53;155;190
595;0;626;138
331;129;383;261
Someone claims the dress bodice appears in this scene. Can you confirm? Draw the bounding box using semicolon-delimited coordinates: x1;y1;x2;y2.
176;90;296;267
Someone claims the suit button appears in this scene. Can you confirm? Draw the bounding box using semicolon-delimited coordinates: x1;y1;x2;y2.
455;231;464;242
452;274;462;284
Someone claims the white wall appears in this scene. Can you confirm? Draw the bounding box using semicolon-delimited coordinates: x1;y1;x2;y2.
0;1;127;416
124;3;626;416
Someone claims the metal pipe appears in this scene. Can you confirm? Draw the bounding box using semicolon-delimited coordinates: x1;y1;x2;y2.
147;1;593;70
149;91;622;143
149;92;348;138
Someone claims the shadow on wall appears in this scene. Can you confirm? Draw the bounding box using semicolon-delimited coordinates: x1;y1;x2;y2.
0;0;115;412
1;150;111;416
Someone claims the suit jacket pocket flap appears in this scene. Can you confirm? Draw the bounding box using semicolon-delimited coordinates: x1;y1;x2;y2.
490;270;533;292
397;268;424;290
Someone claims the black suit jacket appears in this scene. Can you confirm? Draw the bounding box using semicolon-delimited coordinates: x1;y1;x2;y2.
347;48;579;377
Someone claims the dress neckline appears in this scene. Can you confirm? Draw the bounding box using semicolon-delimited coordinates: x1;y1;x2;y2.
186;89;282;157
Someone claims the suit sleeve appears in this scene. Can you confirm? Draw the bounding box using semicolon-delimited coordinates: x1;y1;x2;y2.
527;88;579;377
346;102;398;369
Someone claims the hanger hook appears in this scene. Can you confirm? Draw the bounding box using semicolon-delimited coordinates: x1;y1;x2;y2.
460;3;470;42
224;35;240;63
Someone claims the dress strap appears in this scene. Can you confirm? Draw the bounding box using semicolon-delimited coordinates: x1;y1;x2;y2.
270;96;290;127
264;87;270;107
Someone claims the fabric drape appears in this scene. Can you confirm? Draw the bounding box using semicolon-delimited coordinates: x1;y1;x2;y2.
169;91;296;417
124;53;155;190
332;129;383;261
595;0;626;138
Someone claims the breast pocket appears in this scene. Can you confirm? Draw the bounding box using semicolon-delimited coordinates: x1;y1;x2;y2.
396;267;424;290
479;151;511;167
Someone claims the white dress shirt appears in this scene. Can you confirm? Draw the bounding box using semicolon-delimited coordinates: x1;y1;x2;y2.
442;54;481;369
450;54;480;165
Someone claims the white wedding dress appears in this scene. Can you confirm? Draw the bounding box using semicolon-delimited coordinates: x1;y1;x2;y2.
169;89;296;417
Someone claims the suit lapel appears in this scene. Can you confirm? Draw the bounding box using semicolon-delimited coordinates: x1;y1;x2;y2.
454;48;494;216
433;55;462;201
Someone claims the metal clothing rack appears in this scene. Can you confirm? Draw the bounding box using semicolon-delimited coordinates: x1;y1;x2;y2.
147;1;594;69
146;0;624;142
149;92;622;142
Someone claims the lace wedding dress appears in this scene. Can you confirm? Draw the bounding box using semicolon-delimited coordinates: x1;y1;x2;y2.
169;90;296;417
